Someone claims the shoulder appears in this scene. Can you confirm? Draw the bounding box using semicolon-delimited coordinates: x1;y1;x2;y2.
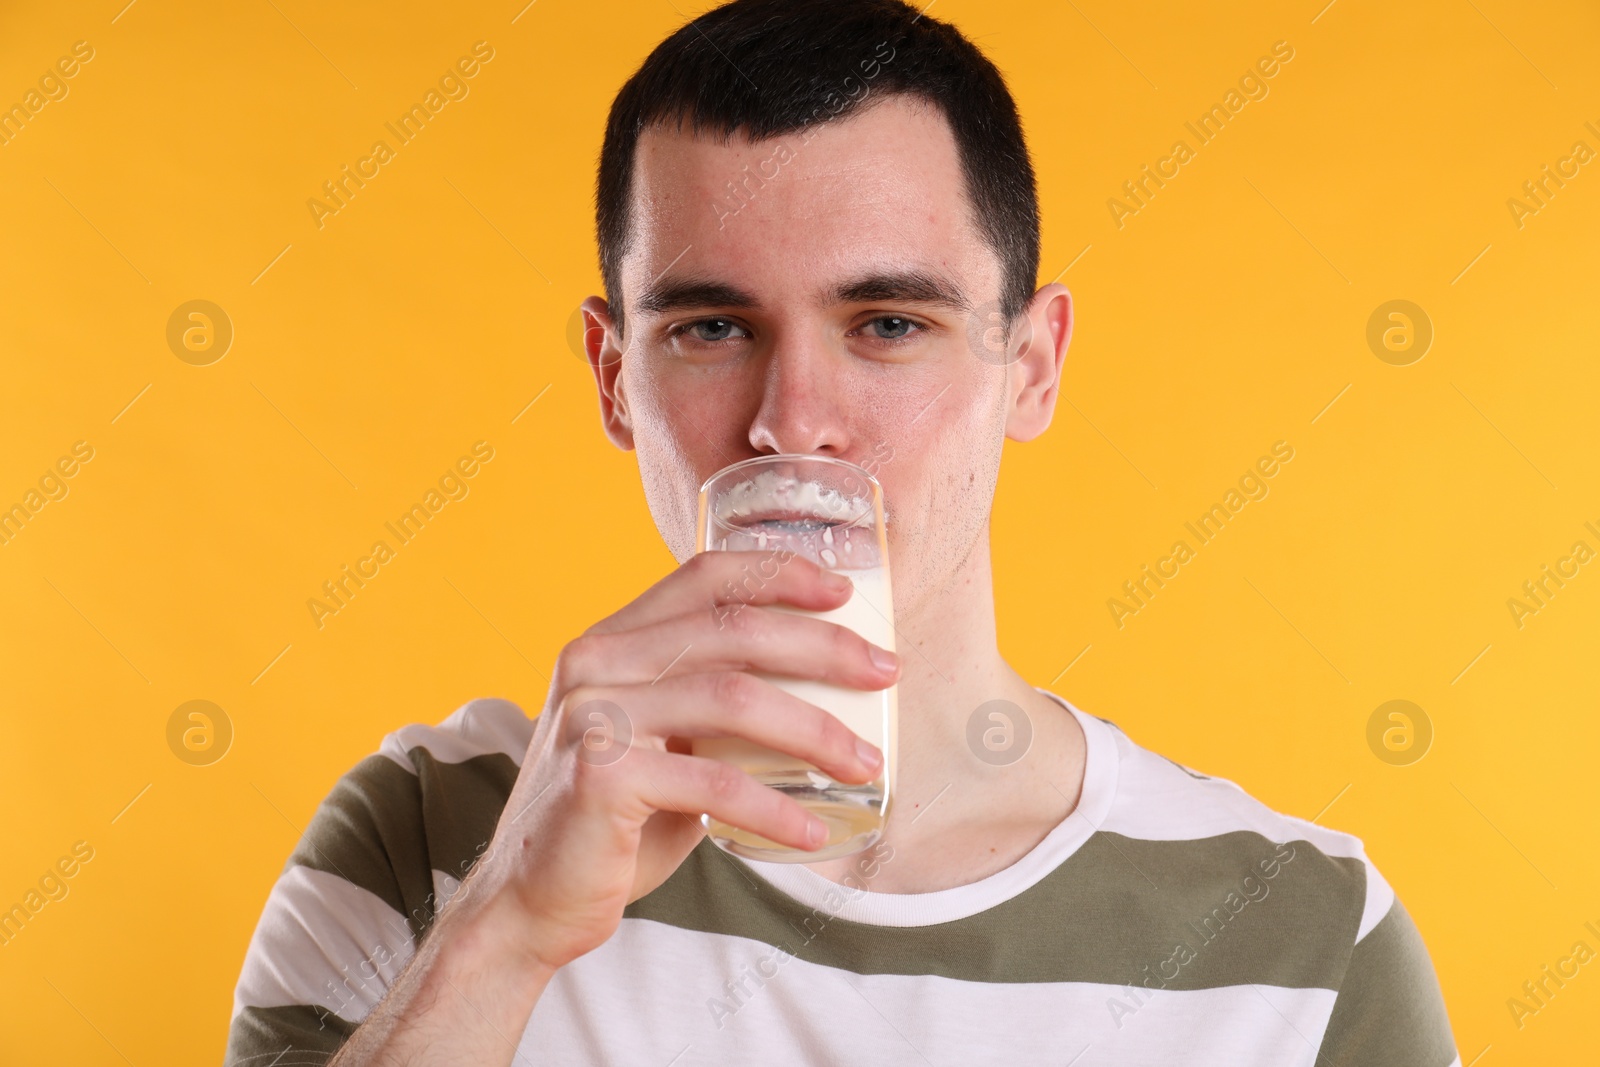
226;698;535;1064
265;693;533;934
1059;695;1394;943
375;695;536;777
335;695;534;905
1051;698;1456;1060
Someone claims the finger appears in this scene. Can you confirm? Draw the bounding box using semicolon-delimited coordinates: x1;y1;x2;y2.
587;550;855;635
562;603;900;691
611;747;827;852
568;672;884;784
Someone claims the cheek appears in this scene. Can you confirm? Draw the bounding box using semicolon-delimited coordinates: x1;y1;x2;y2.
634;436;705;563
631;358;749;447
879;376;1005;544
626;364;734;561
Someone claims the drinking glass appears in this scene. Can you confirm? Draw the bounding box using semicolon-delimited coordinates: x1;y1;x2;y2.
694;454;897;862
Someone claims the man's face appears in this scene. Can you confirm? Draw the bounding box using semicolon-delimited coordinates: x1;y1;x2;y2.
585;94;1064;621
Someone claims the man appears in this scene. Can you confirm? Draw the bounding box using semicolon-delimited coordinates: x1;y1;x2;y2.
226;1;1459;1063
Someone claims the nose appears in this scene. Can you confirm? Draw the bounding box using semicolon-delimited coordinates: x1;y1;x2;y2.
745;335;851;457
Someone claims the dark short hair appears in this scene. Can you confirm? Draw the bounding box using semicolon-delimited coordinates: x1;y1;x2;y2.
596;0;1040;336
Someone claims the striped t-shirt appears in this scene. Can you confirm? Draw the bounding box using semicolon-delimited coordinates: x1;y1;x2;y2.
225;691;1459;1066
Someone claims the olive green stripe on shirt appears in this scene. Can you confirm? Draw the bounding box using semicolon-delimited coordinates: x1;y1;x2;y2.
224;1004;352;1065
626;832;1366;990
1315;899;1459;1067
407;746;520;882
288;750;518;940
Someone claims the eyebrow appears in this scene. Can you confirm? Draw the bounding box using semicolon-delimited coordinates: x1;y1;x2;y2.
636;279;761;315
634;269;971;317
831;270;971;313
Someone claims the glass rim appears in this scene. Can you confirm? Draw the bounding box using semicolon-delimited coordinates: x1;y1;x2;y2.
698;453;884;500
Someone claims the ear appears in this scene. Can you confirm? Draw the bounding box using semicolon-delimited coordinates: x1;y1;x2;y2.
1004;283;1072;443
581;295;635;451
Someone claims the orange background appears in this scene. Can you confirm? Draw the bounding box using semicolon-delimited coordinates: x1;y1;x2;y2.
2;0;1597;1062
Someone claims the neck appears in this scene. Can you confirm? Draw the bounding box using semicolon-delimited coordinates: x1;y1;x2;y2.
874;525;1086;855
894;525;1010;762
797;526;1088;892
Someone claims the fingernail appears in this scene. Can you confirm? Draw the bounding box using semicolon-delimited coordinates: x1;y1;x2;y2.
824;571;853;593
869;645;898;674
855;737;883;769
808;818;828;848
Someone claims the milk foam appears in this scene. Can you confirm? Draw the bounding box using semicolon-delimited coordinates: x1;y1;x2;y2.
712;467;876;528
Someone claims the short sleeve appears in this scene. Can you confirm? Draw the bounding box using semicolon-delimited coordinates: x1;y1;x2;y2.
222;700;528;1065
1315;895;1459;1066
223;754;433;1066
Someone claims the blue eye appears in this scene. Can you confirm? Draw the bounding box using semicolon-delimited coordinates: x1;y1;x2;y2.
684;319;748;342
865;316;920;340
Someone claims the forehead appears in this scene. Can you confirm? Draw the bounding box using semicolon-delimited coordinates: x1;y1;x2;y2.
624;94;997;308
